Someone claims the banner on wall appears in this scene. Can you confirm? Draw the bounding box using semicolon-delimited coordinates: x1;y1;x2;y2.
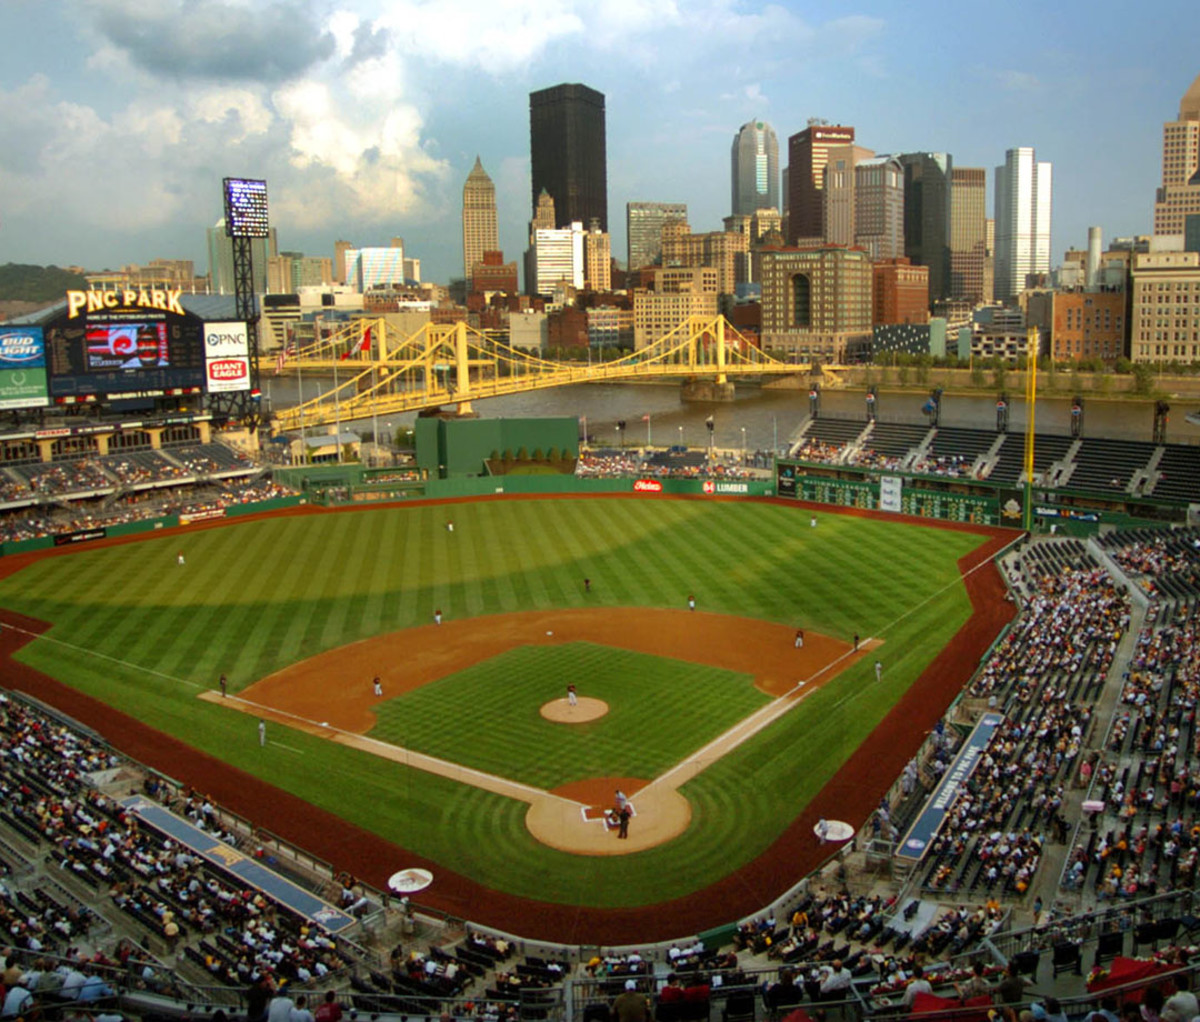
0;326;50;409
879;475;903;513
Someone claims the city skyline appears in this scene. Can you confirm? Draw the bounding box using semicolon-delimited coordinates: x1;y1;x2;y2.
0;0;1195;287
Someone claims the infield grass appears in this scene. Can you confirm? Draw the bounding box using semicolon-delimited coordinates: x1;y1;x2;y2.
370;642;767;788
0;497;987;907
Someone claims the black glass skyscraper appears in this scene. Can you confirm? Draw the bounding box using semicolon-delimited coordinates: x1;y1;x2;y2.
529;83;607;232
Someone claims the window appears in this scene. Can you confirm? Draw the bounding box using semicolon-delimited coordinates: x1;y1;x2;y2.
792;274;812;327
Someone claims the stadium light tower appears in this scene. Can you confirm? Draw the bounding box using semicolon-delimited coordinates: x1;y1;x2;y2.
218;176;268;428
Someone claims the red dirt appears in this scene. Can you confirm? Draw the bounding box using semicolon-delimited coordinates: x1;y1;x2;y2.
551;777;650;806
0;495;1015;945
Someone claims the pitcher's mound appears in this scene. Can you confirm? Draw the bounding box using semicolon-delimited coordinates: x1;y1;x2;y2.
541;697;608;723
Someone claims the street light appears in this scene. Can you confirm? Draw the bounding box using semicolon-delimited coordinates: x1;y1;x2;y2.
741;426;747;465
678;425;684;449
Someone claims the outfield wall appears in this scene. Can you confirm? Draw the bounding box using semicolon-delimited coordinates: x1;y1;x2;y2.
774;460;1190;534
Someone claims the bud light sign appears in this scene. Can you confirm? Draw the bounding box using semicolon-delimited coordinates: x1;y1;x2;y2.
0;326;49;409
204;321;251;393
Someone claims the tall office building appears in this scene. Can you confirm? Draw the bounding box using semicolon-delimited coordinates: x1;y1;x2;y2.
898;152;953;303
1153;72;1200;236
854;156;904;260
786;122;856;243
462;157;499;288
530;222;585;296
529;83;607;231
950;167;987;303
731;120;780;216
207;220;275;293
584;220;612;291
626;201;688;272
333;240;354;285
994;147;1052;301
343;246;406;292
822;144;874;246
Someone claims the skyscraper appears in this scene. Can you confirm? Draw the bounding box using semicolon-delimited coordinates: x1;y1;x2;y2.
626;201;688;272
950;167;987;303
822;144;874;246
898;152;953;303
529;83;608;232
731;120;779;216
786;122;856;243
994;147;1052;301
854;156;904;260
1153;71;1200;236
462;157;498;287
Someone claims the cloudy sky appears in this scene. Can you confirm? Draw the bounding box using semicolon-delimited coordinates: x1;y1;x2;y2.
0;0;1196;286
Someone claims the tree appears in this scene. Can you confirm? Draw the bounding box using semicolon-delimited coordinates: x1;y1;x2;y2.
1132;362;1155;395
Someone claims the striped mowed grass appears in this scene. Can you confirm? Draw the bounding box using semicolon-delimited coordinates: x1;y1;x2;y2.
0;497;985;907
369;642;767;790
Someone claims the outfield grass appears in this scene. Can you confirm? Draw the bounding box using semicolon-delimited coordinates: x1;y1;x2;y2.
370;642;767;789
0;498;986;907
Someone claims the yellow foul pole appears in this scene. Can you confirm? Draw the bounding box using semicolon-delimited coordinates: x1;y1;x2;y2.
1022;328;1038;533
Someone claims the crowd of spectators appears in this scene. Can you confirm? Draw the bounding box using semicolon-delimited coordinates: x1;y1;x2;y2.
0;479;296;543
909;454;974;479
574;450;760;480
791;438;844;464
847;447;903;471
0;692;353;997
1060;531;1200;897
101;452;191;486
17;459;112;496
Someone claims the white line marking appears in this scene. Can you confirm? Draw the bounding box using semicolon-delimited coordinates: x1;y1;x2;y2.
0;621;203;690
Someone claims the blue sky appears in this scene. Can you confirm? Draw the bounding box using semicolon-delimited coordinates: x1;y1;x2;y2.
0;0;1195;286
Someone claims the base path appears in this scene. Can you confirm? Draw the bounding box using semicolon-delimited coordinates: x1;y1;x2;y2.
229;608;873;856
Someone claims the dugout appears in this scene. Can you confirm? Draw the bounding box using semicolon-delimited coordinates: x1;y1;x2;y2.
415;416;578;478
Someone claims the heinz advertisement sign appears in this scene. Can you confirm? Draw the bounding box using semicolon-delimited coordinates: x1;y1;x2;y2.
204;321;251;393
0;326;50;409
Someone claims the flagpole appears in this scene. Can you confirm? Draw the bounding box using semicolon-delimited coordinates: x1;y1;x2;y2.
647;414;652;449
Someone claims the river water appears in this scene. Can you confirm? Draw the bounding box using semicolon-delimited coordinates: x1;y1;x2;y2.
261;376;1200;453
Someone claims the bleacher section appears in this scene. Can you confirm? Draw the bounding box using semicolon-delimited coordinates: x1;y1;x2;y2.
1150;444;1200;502
804;418;869;449
1065;437;1158;494
849;422;929;470
915;426;997;478
1062;529;1200;899
986;432;1076;485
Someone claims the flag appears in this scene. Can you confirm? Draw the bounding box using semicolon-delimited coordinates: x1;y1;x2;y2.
641;414;651;422
340;330;370;361
274;350;285;374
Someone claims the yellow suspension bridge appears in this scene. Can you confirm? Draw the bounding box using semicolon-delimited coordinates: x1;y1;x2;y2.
272;315;842;432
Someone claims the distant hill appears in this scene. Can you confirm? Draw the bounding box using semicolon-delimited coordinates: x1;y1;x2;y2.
0;300;52;323
0;263;88;303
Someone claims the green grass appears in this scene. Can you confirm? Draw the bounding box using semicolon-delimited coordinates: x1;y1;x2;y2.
370;642;767;789
0;497;987;907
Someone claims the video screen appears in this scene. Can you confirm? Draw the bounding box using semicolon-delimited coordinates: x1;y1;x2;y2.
46;319;205;399
85;323;169;371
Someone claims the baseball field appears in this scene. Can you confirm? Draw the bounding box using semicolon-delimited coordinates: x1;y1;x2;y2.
0;494;1014;942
